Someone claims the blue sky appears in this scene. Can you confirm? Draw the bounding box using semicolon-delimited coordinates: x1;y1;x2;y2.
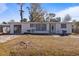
0;3;79;23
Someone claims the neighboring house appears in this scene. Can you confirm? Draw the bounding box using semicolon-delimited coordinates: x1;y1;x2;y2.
0;22;72;35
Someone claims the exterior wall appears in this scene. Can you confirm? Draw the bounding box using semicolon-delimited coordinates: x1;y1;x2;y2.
30;23;49;34
21;23;30;33
8;22;72;34
10;23;22;34
65;23;72;34
10;24;14;34
47;23;50;33
50;23;56;34
55;23;72;34
55;23;61;34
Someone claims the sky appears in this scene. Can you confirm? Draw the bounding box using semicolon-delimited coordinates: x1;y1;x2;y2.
0;3;79;23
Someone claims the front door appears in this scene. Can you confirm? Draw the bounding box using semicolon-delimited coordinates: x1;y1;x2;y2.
14;25;21;34
49;24;54;34
51;25;54;33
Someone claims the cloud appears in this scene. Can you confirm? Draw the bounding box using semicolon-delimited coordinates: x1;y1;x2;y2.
0;3;8;14
55;6;79;21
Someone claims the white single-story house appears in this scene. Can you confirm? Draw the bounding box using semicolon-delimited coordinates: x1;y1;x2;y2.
0;22;72;35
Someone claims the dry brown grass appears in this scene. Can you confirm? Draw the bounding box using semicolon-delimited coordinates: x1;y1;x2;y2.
1;35;79;56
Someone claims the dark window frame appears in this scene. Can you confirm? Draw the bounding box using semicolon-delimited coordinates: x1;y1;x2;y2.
61;23;67;28
30;24;35;27
36;24;47;31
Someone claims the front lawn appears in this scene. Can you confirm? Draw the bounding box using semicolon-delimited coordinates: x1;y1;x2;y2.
0;35;79;56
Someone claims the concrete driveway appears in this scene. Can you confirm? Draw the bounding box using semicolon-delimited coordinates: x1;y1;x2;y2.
0;35;19;43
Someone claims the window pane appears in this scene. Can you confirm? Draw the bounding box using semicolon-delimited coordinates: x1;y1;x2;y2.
36;24;47;31
61;24;66;28
42;24;46;31
30;24;35;27
36;24;41;31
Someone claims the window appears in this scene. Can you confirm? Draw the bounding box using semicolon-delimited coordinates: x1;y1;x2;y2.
36;24;47;31
36;24;41;31
61;23;66;28
42;24;46;31
30;24;35;27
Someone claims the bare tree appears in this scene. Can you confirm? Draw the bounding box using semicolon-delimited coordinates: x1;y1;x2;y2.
27;3;45;22
46;13;56;22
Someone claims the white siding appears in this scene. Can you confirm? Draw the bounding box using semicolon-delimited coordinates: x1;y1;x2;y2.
9;22;72;34
66;24;72;33
10;24;14;34
47;23;49;32
56;23;72;34
56;23;61;34
21;23;30;33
